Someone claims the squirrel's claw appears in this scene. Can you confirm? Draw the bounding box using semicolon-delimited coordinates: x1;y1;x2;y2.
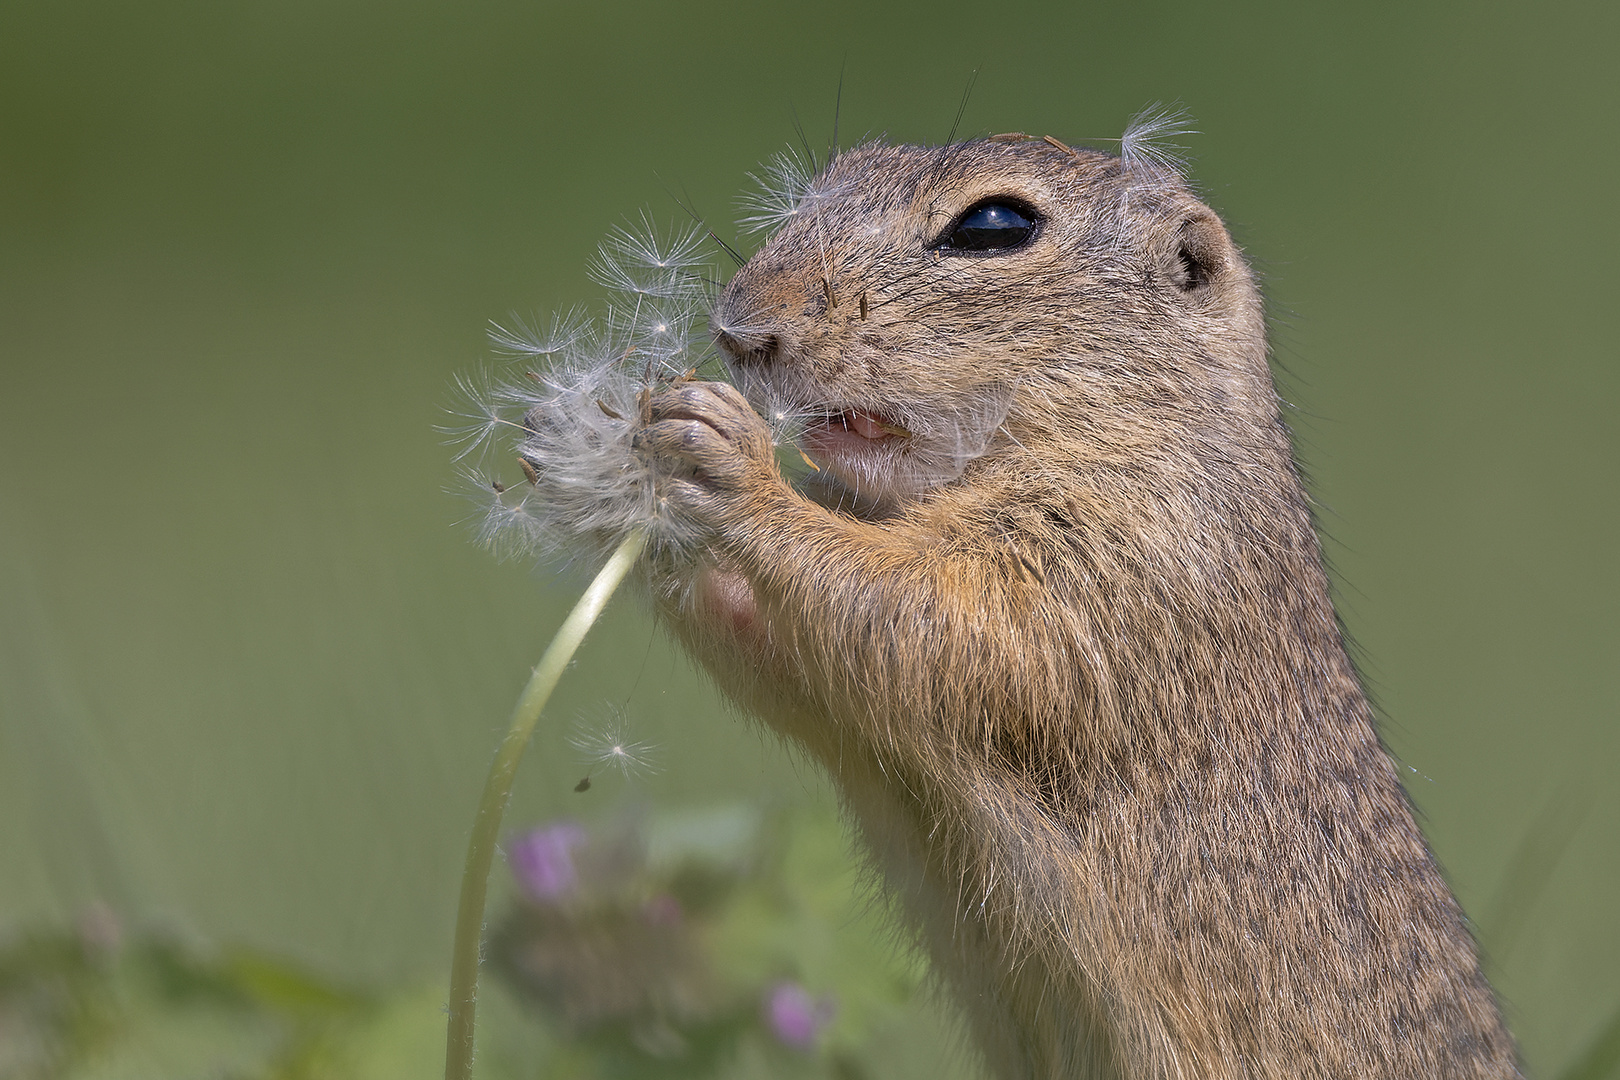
634;381;779;514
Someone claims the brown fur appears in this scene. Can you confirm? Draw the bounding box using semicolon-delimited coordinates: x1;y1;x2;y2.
631;138;1518;1078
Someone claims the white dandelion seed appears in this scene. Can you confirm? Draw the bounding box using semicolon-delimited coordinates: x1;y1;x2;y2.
728;364;815;449
442;366;517;465
1120;103;1198;177
569;711;659;778
487;308;591;360
737;149;814;235
466;468;551;561
590;214;711;302
608;293;712;381
736;148;854;236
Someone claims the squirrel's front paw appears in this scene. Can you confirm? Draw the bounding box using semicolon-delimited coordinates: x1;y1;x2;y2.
633;381;779;527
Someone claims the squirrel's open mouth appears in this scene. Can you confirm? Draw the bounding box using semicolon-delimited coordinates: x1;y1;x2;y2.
800;409;910;455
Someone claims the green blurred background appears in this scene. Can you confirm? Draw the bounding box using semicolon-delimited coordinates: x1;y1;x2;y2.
1;0;1615;1074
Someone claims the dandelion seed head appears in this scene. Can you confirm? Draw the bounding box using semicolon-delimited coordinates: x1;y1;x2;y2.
451;213;724;564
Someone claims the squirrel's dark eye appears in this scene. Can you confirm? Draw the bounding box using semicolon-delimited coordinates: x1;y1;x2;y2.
941;201;1038;253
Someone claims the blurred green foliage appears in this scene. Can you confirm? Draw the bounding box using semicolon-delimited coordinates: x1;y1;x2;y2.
0;805;963;1079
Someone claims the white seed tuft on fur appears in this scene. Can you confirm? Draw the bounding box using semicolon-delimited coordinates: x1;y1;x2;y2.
1120;104;1198;177
737;150;815;235
737;149;854;236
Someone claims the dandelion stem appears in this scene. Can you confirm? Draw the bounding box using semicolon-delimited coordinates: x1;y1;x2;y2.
444;526;649;1080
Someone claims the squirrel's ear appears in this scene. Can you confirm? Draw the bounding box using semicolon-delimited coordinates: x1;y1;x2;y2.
1161;213;1231;292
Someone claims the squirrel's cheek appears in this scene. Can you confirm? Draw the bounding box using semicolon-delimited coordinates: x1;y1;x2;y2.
694;563;765;646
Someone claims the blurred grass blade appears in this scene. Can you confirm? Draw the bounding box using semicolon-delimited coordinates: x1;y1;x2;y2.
1557;1002;1620;1080
1479;791;1587;965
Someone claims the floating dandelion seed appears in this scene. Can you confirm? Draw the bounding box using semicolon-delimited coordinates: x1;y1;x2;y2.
570;712;659;779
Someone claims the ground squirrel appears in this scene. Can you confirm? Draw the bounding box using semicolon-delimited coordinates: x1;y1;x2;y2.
616;127;1520;1078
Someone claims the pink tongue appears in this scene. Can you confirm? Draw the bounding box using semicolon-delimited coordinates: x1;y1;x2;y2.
846;410;889;439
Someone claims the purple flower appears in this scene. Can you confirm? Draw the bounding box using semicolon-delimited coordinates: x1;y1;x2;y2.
509;822;587;901
641;893;683;926
764;981;835;1051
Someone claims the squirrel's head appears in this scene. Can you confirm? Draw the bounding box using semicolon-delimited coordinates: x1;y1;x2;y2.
712;134;1269;512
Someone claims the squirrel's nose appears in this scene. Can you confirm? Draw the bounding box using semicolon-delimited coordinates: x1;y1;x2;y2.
711;323;780;368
